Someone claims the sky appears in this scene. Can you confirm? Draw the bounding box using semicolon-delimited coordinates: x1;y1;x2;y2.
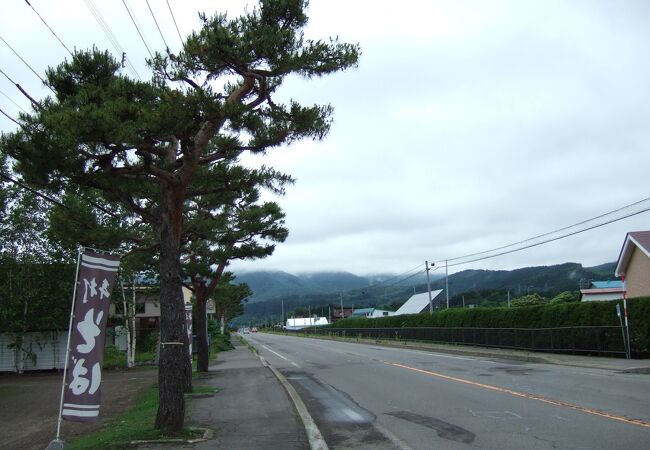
1;0;649;276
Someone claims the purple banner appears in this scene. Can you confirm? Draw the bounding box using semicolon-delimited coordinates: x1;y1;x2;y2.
62;250;120;422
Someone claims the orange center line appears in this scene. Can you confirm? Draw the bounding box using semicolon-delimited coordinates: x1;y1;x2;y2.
386;361;650;429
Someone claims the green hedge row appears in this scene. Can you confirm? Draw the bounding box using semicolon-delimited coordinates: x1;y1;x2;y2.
328;297;650;356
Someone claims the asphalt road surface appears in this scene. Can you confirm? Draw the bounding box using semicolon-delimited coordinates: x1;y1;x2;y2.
247;332;650;450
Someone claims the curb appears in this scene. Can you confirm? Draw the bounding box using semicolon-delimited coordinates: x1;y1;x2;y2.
252;349;329;450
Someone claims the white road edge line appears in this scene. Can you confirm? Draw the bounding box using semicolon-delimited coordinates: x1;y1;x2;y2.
249;342;328;450
262;345;288;361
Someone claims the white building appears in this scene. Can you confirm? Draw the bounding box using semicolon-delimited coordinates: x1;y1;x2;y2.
285;317;329;330
351;308;395;318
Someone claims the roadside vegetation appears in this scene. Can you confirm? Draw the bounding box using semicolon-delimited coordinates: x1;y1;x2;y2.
68;331;232;448
326;297;650;356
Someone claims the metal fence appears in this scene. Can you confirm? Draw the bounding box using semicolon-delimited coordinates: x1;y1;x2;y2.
295;326;628;357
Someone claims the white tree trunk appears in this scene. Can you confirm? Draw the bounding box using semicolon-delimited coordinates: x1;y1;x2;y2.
129;279;137;368
120;280;134;368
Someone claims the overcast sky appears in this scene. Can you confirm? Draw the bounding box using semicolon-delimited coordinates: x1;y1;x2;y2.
1;1;648;276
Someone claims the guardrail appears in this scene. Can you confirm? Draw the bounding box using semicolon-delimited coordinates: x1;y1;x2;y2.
293;326;628;357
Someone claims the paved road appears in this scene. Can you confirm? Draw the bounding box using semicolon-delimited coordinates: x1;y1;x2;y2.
247;332;650;450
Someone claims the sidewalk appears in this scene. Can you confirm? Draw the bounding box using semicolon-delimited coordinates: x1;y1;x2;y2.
182;339;310;450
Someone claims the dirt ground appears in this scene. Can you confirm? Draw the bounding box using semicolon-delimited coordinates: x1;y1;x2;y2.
0;366;158;450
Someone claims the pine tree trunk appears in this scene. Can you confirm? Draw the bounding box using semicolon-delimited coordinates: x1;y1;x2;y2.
154;187;187;434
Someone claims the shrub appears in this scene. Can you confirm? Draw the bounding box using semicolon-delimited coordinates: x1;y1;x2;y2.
326;297;650;356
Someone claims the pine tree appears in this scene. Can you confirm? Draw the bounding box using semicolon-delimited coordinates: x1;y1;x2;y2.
1;0;359;433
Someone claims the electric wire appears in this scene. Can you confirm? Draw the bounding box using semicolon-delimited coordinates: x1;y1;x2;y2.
381;269;426;290
444;205;650;268
373;263;423;287
165;0;184;45
0;88;28;113
0;106;20;126
437;197;650;265
83;0;141;80
0;67;40;109
0;34;55;93
23;0;74;57
0;171;68;209
122;0;154;60
145;0;170;51
0;170;120;219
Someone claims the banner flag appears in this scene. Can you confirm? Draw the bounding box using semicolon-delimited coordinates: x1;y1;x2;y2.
62;250;121;422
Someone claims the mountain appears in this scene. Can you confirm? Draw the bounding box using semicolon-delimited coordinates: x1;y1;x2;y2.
234;270;373;303
428;262;618;297
233;262;619;325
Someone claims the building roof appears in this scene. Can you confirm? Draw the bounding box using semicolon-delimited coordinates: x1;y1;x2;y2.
394;290;443;315
615;231;650;277
591;280;624;289
580;288;625;295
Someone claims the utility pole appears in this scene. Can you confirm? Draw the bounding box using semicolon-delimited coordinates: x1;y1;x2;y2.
621;275;631;359
507;291;511;308
445;259;449;309
281;299;284;327
425;260;434;314
462;295;465;308
340;292;344;321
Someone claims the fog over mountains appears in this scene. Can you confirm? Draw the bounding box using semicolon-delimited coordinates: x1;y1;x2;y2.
232;262;618;324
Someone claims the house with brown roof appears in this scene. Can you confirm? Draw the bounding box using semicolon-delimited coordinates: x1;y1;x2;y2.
615;231;650;298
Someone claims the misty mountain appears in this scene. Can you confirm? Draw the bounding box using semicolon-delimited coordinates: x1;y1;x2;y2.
234;262;618;324
233;270;375;303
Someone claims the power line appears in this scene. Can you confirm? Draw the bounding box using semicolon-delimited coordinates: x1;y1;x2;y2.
0;88;28;113
0;34;55;93
145;0;170;51
122;0;155;60
435;197;650;266
0;170;120;219
0;171;68;209
445;204;650;268
83;0;141;80
0;66;42;109
374;263;423;287
381;269;425;290
0;106;20;126
166;0;184;45
23;0;74;57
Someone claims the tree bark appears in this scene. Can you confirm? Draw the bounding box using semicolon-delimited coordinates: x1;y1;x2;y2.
154;184;188;434
194;261;228;372
195;286;209;372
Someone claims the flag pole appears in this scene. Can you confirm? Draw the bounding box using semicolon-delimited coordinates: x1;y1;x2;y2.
49;247;83;448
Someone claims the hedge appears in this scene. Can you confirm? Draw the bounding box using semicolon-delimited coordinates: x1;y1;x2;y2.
327;297;650;356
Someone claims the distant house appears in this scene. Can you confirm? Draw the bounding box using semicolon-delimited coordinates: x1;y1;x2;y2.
615;231;650;298
332;307;354;323
394;290;444;315
285;317;329;330
580;280;625;302
350;308;395;318
108;283;196;345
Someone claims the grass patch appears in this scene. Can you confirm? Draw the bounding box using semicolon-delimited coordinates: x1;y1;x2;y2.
102;346;156;370
237;335;258;354
67;385;200;449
